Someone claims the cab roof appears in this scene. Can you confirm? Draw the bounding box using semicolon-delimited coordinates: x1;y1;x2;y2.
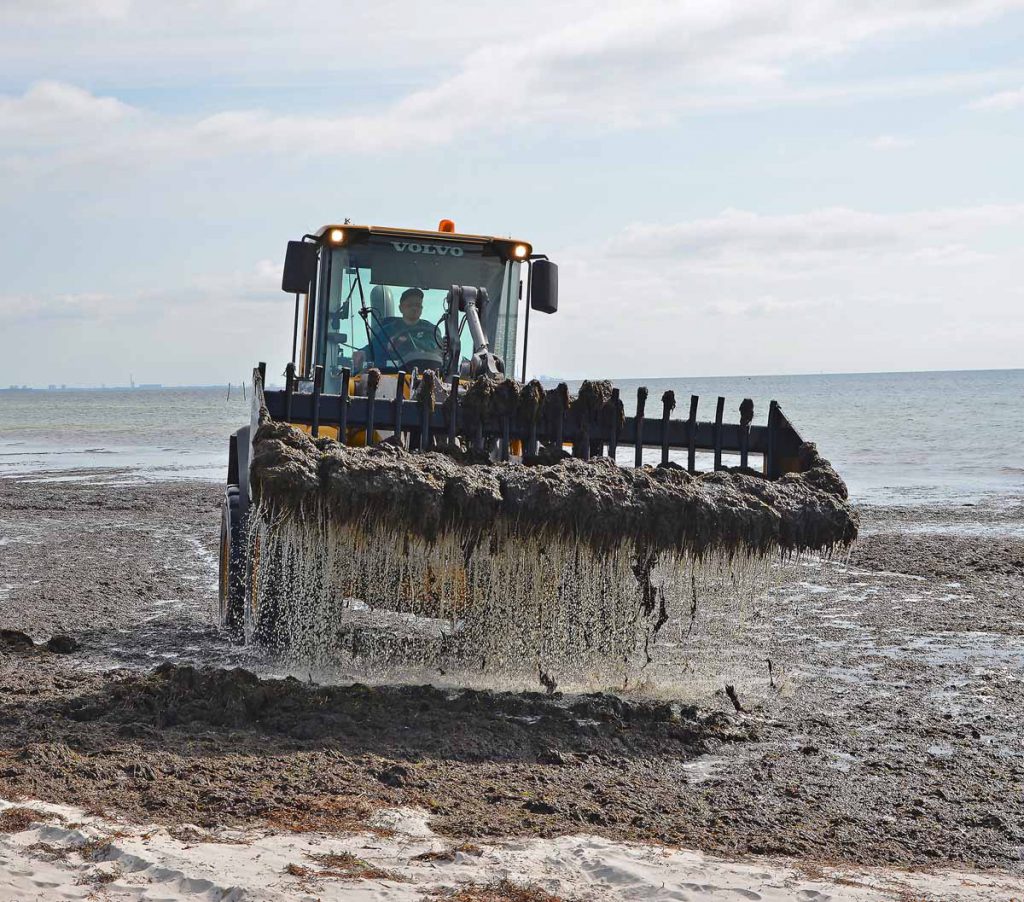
314;223;531;248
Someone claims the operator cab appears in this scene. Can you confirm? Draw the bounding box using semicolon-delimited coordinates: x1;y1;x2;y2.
281;220;558;392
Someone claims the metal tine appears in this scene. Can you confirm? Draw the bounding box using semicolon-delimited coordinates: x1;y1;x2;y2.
526;409;538;459
553;383;567;450
448;376;459;447
687;394;698;473
713;396;725;470
500;414;511;461
739;398;753;469
257;361;267;389
284;362;295;421
574;400;591;460
419;372;433;452
394;371;407;448
311;365;324;438
473;379;486;452
660;390;676;465
366;373;379;445
634;387;648;468
608;387;620;461
338;367;351;445
766;400;780;479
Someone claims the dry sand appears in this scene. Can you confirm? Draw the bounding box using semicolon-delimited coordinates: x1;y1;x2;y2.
2;799;1021;901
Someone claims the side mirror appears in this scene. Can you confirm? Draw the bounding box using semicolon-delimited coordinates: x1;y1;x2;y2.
281;241;318;294
530;259;558;314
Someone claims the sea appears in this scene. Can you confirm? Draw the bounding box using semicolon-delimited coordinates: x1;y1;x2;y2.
0;369;1021;507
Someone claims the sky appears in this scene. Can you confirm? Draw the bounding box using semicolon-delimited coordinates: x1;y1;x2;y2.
1;0;1022;385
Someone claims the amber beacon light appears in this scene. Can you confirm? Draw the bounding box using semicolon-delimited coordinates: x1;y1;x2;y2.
437;219;456;233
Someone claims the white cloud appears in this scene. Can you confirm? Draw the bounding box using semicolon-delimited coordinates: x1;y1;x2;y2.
607;205;1024;270
0;81;132;147
528;204;1024;377
0;257;280;328
869;134;914;150
0;0;131;24
2;1;1023;171
968;84;1024;109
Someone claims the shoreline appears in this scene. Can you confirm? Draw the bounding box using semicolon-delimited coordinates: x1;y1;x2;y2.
1;473;1022;885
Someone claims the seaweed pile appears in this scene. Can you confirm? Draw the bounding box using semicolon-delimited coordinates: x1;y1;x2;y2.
243;383;857;685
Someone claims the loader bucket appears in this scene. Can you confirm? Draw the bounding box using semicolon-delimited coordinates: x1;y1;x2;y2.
239;364;856;685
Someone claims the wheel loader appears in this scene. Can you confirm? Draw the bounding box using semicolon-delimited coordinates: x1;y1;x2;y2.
218;219;856;681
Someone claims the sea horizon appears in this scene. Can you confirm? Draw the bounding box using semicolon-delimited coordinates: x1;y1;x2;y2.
1;364;1021;392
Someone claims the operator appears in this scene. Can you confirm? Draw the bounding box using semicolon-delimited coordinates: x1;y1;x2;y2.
354;287;436;370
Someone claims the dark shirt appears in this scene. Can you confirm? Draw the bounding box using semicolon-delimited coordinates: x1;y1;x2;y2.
362;317;437;366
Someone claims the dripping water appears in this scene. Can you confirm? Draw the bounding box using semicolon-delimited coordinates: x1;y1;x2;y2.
242;501;789;693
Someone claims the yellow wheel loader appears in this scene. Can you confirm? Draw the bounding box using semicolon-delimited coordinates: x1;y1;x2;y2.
218;219;856;680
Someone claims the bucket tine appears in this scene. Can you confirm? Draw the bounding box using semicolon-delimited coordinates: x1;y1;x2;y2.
311;365;324;438
660;390;675;465
687;394;698;473
608;387;621;461
574;405;591;460
338;367;350;445
419;372;434;451
739;398;753;468
713;396;725;470
284;362;295;421
366;370;379;444
394;371;406;447
635;387;648;467
767;400;780;478
527;411;538;458
553;383;567;449
500;413;511;461
448;376;459;447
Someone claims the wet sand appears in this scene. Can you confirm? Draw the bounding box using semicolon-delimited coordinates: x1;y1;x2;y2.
0;474;1022;876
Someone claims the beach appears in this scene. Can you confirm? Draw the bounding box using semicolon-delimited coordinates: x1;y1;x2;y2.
2;372;1023;899
1;467;1022;899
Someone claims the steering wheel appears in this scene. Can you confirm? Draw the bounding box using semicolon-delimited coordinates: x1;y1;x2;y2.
401;352;445;372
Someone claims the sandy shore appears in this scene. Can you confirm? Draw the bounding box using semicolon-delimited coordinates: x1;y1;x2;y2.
1;473;1022;897
3;799;1023;901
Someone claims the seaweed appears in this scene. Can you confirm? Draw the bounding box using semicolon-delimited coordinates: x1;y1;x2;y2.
243;381;857;679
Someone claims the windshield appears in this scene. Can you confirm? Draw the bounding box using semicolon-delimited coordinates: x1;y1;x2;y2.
316;236;520;390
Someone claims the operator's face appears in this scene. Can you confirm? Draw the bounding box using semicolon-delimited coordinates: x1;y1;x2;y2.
400;297;423;324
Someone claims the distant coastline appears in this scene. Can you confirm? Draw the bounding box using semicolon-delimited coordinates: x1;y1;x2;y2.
2;366;1021;392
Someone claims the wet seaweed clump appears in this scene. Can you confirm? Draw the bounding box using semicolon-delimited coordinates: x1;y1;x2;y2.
242;379;857;685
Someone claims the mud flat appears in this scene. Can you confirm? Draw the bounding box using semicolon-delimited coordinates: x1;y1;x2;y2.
1;474;1023;883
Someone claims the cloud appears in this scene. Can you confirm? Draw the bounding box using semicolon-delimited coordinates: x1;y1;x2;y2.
528;204;1024;376
2;0;1023;171
607;205;1024;271
0;81;132;147
869;134;914;150
0;292;120;325
968;84;1024;109
0;257;280;328
0;0;131;24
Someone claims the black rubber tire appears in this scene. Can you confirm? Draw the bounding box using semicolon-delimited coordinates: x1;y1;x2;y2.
218;486;245;640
